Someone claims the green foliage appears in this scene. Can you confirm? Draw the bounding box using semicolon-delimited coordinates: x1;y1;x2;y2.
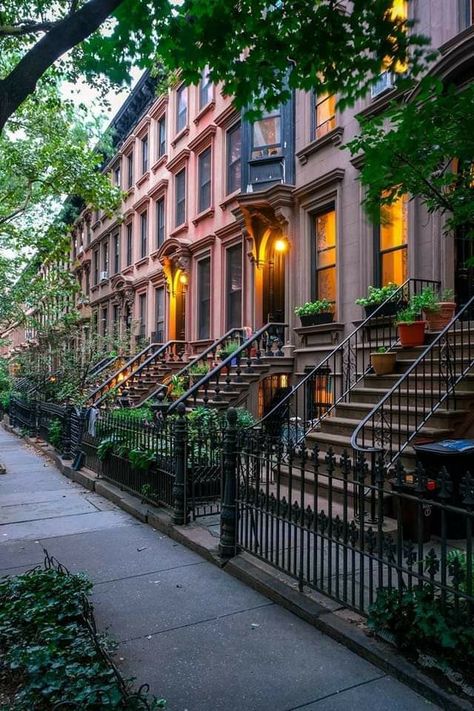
294;299;333;316
109;405;154;423
47;418;63;450
369;585;474;678
96;435;119;461
217;340;240;359
412;287;440;314
128;448;155;472
355;283;400;307
189;361;210;377
348;78;474;240
156;0;432;117
170;374;187;398
234;407;255;430
0;566;165;709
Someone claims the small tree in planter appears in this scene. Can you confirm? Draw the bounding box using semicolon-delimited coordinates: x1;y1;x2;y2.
294;299;333;326
416;287;456;331
355;282;403;318
371;346;397;375
396;304;426;347
217;340;241;365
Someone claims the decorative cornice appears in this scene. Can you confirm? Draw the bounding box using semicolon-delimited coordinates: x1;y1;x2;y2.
293;168;345;200
134;116;151;139
149;95;169;120
350;153;365;171
296;127;344;165
189;234;216;253
215;221;242;242
214;104;240;129
121;135;136;155
188;124;217;153
166;148;191;173
147;178;168;200
132;195;150;212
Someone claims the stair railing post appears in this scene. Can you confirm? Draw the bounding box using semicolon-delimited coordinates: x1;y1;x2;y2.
172;403;189;525
61;401;74;460
219;407;238;559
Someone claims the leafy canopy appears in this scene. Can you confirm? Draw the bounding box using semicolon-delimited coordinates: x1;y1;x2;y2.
348;78;474;237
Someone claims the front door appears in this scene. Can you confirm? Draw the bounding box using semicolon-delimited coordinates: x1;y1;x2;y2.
263;241;285;324
455;224;474;309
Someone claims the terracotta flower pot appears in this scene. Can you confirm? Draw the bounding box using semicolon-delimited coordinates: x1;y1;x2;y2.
371;352;397;375
423;302;456;332
397;321;426;347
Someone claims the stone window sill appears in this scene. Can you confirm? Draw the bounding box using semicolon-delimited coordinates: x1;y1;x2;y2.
136;171;150;188
171;126;190;148
151;155;168;173
219;190;240;210
169;223;189;238
135;256;150;268
193;101;215;125
192;207;214;225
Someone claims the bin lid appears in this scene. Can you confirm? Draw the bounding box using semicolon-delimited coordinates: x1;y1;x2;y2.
414;439;474;455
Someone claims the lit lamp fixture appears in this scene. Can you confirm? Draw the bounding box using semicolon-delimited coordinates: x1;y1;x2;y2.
49;376;56;383
274;238;288;253
179;273;188;285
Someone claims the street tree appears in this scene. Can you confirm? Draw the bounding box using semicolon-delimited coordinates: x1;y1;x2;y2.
0;0;432;131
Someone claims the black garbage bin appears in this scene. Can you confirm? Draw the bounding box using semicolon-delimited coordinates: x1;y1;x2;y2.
413;439;474;539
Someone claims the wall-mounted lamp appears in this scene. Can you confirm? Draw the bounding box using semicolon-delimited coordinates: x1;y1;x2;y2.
274;238;288;253
179;273;188;285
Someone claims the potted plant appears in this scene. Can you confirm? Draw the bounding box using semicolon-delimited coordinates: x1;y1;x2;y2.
356;283;404;318
370;346;397;376
169;374;187;399
188;361;210;384
294;299;334;326
395;304;426;347
217;340;241;365
418;287;456;331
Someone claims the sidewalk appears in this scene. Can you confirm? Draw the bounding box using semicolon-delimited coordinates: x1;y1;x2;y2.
0;426;437;711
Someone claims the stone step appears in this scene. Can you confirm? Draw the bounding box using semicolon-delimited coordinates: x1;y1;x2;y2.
350;386;474;407
334;402;468;429
319;416;454;442
363;372;474;391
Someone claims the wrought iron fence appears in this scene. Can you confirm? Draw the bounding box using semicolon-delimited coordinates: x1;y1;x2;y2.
233;427;474;620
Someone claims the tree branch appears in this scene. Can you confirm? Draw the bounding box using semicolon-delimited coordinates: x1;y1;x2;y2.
394;151;454;214
0;20;58;37
0;0;126;132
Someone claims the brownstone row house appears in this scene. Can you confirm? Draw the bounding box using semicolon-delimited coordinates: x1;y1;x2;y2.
6;1;474;432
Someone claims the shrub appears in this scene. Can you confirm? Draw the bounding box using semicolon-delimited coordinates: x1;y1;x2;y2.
355;283;400;307
47;419;63;449
294;299;332;316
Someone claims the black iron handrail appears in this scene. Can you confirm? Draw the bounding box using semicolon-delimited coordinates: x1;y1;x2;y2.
140;328;245;406
351;294;474;466
88;340;185;406
168;322;287;413
253;278;440;442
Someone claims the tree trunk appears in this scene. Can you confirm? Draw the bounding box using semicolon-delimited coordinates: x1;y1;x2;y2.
0;0;126;132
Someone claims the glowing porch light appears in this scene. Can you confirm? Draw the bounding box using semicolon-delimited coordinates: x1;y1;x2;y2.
274;238;288;253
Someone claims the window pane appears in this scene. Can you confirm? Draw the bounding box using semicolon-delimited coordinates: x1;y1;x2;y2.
380;195;407;251
381;248;407;286
253;115;281;149
177;86;187;132
198;257;211;339
156;198;165;248
126;224;133;265
155;287;165;342
158;116;166;157
226;244;242;328
315;208;336;304
175;169;186;226
199;67;212;109
315;93;336;139
199;148;212;212
227;123;241;194
140;211;148;258
142;135;148;173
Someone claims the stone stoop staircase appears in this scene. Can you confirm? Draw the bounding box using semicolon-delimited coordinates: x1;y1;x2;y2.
275;327;474;525
182;358;293;413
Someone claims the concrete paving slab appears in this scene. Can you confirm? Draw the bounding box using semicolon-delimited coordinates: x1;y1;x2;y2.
0;496;100;524
0;509;137;542
41;524;202;583
292;675;438;710
117;603;387;711
0;539;44;572
92;561;272;641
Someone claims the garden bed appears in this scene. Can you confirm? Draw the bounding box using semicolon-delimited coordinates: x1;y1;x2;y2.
0;552;165;710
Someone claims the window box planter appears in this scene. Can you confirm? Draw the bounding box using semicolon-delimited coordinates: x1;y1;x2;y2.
299;312;334;327
364;300;406;319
